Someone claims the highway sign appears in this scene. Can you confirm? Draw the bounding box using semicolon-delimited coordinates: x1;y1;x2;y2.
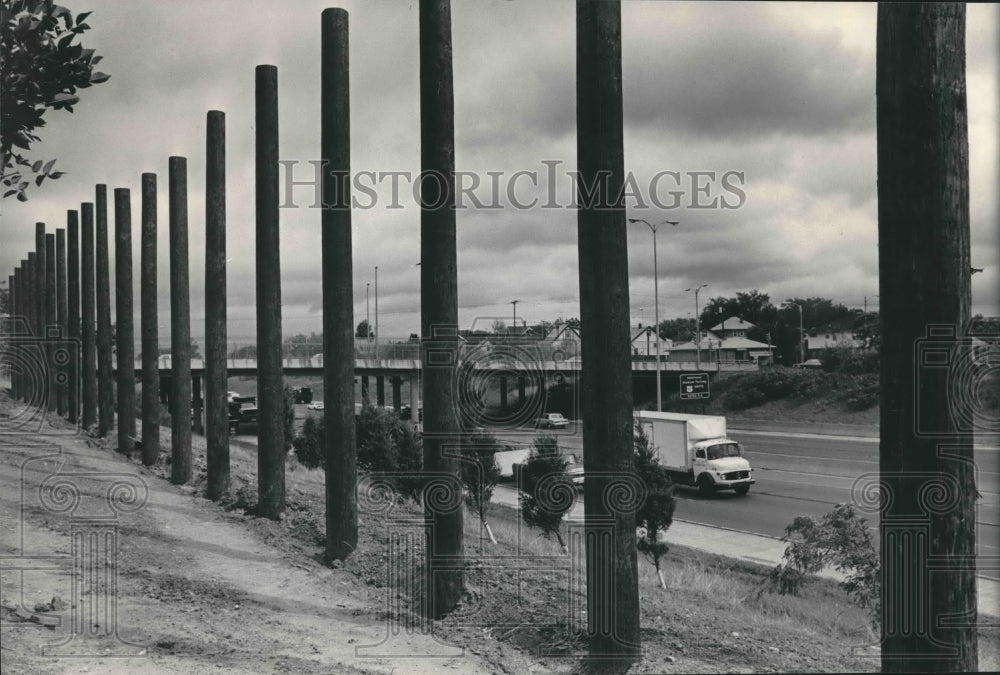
679;373;710;400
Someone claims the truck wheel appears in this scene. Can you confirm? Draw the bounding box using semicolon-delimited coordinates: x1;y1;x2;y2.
734;484;750;496
697;475;715;497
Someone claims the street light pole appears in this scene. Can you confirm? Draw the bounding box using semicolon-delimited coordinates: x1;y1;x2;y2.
629;217;678;412
685;283;708;368
374;265;379;360
366;282;371;343
782;300;804;364
511;299;519;332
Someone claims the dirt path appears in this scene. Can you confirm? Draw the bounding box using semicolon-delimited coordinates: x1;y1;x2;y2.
0;399;494;675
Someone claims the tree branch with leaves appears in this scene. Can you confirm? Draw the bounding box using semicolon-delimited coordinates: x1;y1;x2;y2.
1;0;109;200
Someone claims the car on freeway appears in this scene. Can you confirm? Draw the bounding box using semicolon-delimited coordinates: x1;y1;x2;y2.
564;452;584;487
228;395;258;434
307;401;325;411
535;412;569;429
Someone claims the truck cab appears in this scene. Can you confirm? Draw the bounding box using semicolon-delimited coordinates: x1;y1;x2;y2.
692;440;753;495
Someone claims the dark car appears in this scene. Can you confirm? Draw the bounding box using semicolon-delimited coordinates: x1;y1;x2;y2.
228;395;258;434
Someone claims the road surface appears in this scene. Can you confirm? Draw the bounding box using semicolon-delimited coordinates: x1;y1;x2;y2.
492;424;1000;581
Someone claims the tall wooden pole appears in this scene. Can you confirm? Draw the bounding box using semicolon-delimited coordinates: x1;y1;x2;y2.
81;203;97;430
20;260;29;401
321;8;358;560
205;110;230;500
34;223;45;341
10;267;18;400
95;186;114;437
114;188;136;455
67;211;80;424
140;173;160;466
576;1;640;667
11;267;19;399
876;4;976;671
25;254;36;402
11;270;24;401
44;233;56;412
55;228;67;416
169;157;193;484
419;0;464;618
256;65;285;519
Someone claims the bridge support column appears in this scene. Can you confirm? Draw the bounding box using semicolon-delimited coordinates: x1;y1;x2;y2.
409;374;419;424
192;375;204;435
361;375;370;404
518;374;526;405
391;376;402;412
376;375;385;407
499;376;508;409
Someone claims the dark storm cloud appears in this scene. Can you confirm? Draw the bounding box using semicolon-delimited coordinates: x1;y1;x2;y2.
622;6;874;139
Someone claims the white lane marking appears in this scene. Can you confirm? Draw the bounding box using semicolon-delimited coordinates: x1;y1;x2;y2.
734;428;998;453
755;468;857;482
748;449;878;464
730;428;879;443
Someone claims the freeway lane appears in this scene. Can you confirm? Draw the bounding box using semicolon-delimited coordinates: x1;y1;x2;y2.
734;429;1000;480
492;424;1000;580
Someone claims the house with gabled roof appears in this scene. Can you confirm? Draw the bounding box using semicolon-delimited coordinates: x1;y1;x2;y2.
667;315;774;364
670;334;774;365
708;316;757;339
630;324;671;357
541;324;582;360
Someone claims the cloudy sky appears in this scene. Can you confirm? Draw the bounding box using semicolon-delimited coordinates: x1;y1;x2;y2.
2;1;997;345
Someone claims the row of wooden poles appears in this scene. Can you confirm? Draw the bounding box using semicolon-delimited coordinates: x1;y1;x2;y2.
6;130;233;470
4;3;644;663
6;76;290;497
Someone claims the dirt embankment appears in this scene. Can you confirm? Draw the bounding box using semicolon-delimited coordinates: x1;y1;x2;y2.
5;391;995;674
0;397;496;675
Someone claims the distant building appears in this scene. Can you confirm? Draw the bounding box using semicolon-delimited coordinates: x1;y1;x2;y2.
630;324;671;357
804;318;865;358
542;324;582;359
708;316;757;339
667;316;774;364
670;335;773;365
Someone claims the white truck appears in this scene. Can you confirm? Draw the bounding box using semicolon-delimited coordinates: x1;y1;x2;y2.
635;411;754;496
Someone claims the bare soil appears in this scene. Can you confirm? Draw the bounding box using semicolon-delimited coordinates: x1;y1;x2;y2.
2;392;995;674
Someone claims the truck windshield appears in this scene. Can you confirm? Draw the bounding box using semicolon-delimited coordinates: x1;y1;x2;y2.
706;443;741;460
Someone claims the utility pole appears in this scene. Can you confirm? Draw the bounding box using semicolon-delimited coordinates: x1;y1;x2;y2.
782;300;804;364
140;173;160;466
205;111;229;498
169;158;192;483
877;4;976;670
577;0;640;666
511;299;519;331
255;64;285;519
321;7;358;561
374;266;379;360
420;0;464;619
113;189;135;455
685;284;707;367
